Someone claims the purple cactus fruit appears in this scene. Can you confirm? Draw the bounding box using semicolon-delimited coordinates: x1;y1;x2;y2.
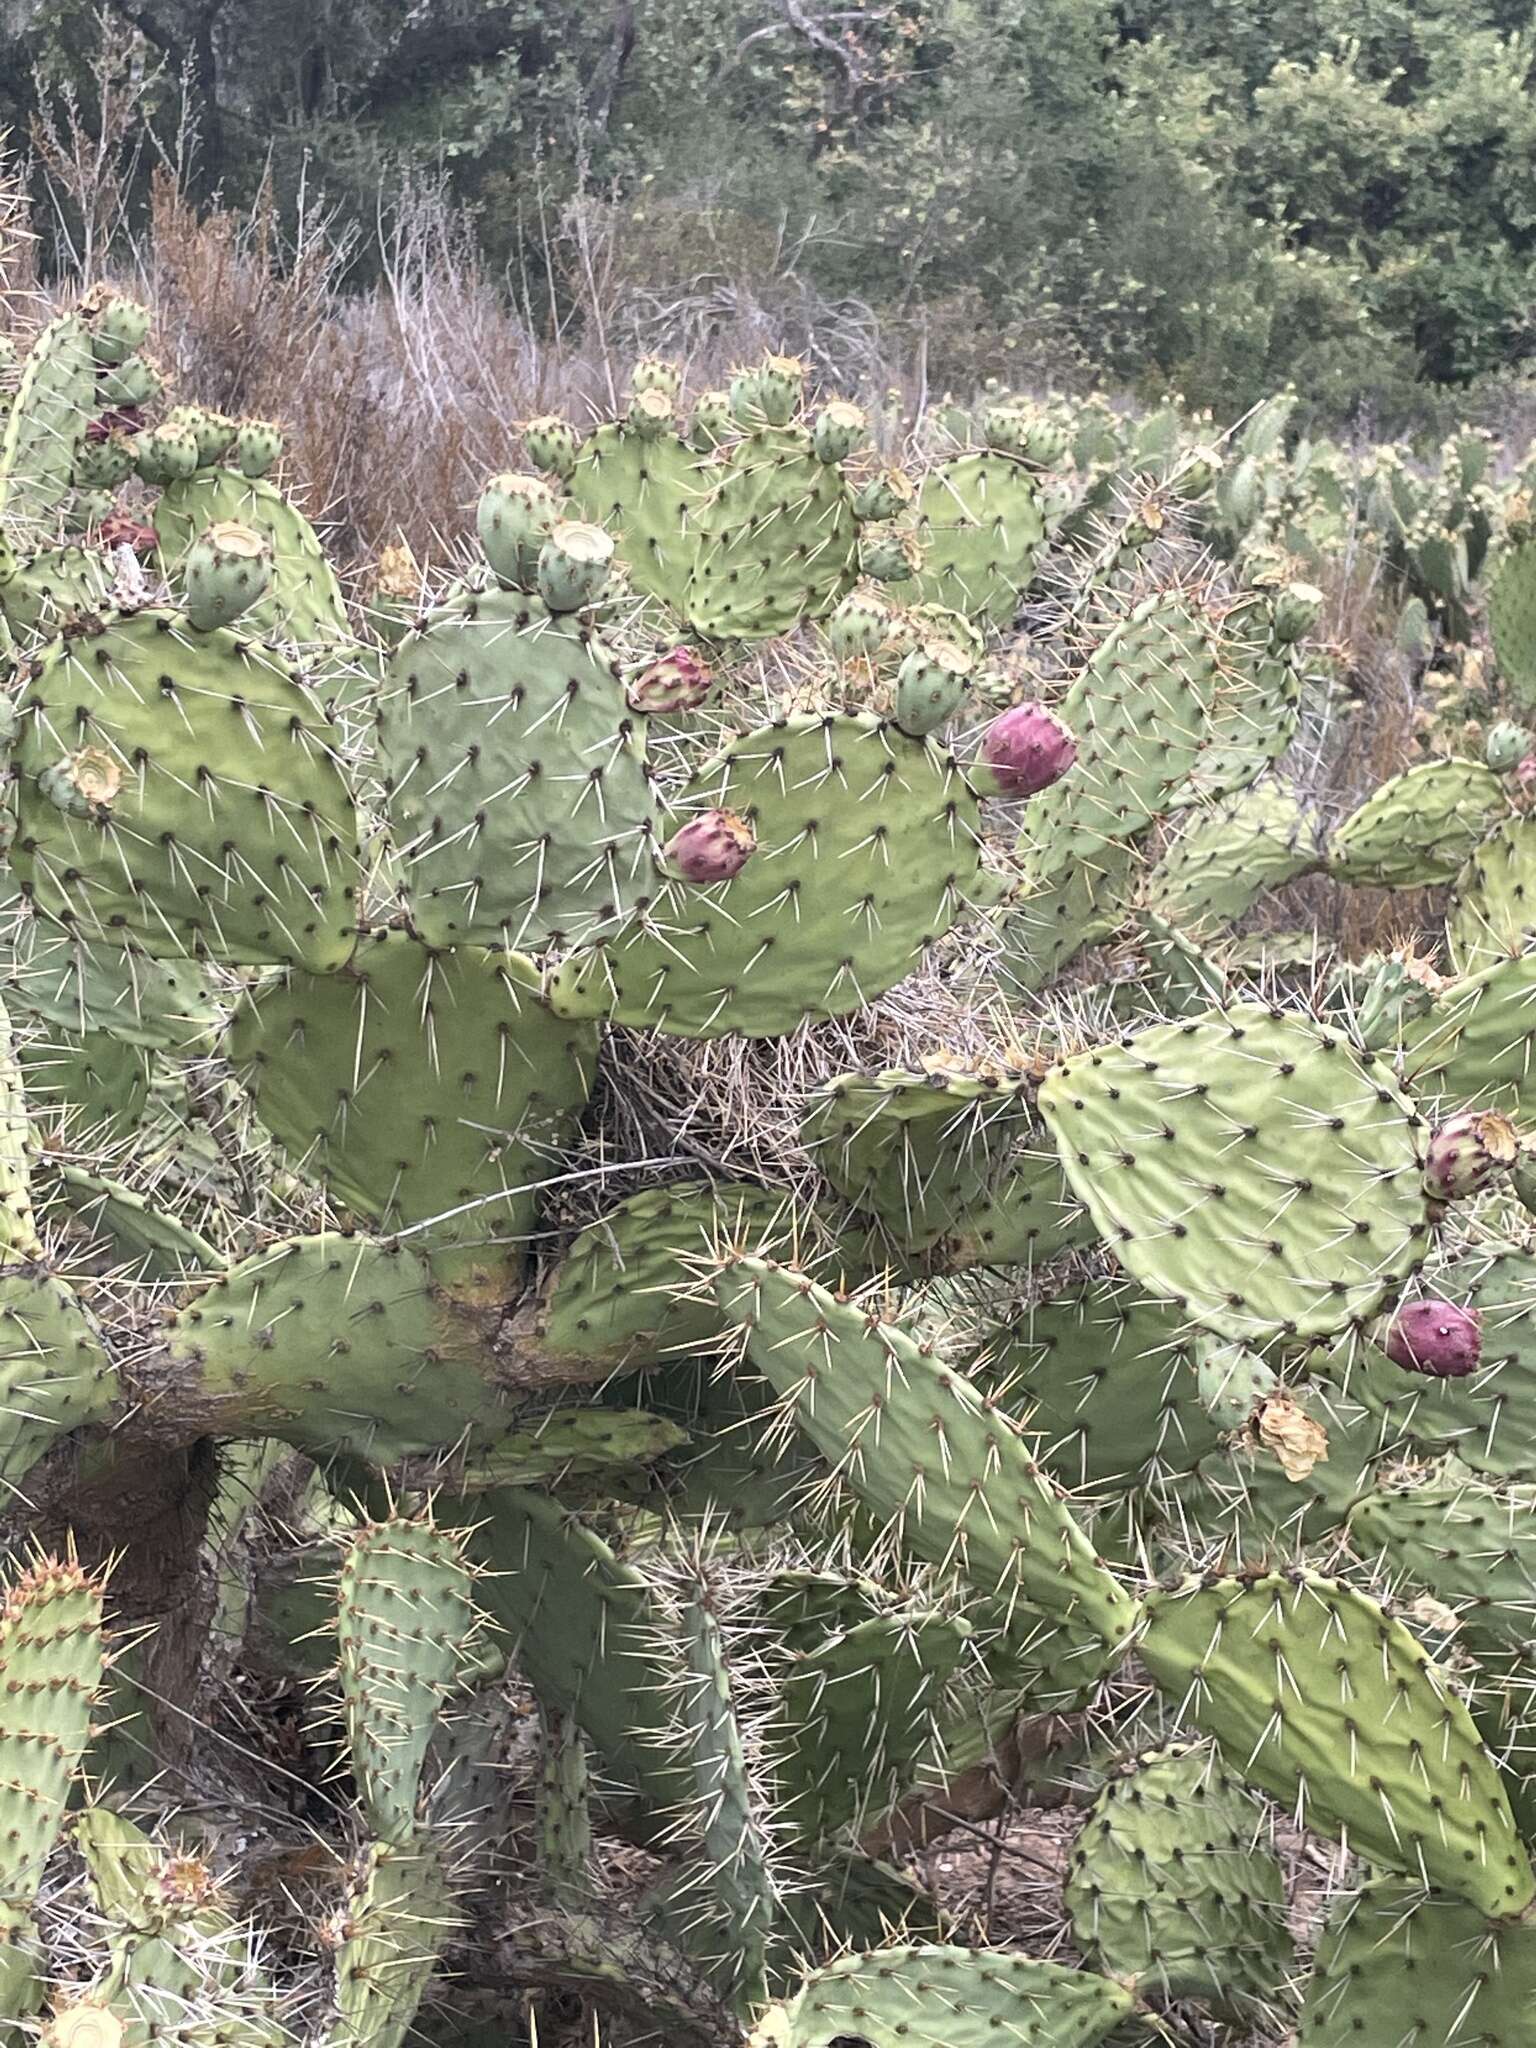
1424;1109;1518;1203
1382;1299;1482;1379
1518;752;1536;793
627;647;714;716
664;808;756;883
980;702;1077;798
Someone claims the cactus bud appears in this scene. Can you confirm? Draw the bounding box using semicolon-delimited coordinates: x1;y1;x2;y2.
895;639;973;737
853;468;915;523
859;523;922;584
1381;1299;1482;1379
980;702;1076;797
690;389;734;451
524;415;579;480
664;807;756;882
812;401;868;465
82;287;151;368
96;351;163;410
72;434;135;492
234;418;284;480
1423;1109;1518;1203
132;424;200;486
537;520;614;612
982;404;1031;458
828;588;891;662
631;356;683;401
755;353;805;427
478;472;560;590
627;647;714;715
626;388;675;440
183;521;272;633
1486;719;1532;773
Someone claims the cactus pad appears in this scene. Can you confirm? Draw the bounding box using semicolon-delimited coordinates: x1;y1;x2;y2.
1328;759;1508;887
909;453;1047;626
684;428;858;640
550;714;985;1036
1038;1006;1432;1343
1446;813;1536;971
0;1266;118;1489
1143;783;1318;932
567;420;705;610
154;470;349;647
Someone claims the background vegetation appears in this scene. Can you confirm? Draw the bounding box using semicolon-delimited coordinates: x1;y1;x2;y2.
4;0;1536;426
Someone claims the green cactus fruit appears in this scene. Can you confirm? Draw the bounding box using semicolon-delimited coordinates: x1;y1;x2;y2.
132;425;200;486
12;608;361;968
181;519;272;632
0;310;96;528
827;586;891;661
626;387;676;439
476;472;560;590
549;714;985;1038
331;1841;458;2048
523;415;579;479
631;356;683;401
537;519;615;612
858;521;923;584
1038;1006;1432;1344
893;638;973;736
685;426;860;640
1298;1878;1536;2048
71;435;135;493
1485;717;1532;773
1490;537;1536;706
1332;948;1442;1054
153;467;349;646
852;469;914;523
812;400;868;465
96;352;162;409
376;584;657;951
908;451;1046;626
802;1063;1031;1254
1063;1743;1291;2013
233;418;283;480
337;1511;484;1844
690;389;733;450
566;416;705;611
734;353;804;429
82;288;152;368
227;931;597;1302
750;1946;1134;2048
163;1233;511;1459
1328;758;1509;887
1141;1568;1533;1915
1446;813;1536;972
165;403;236;468
712;1255;1140;1656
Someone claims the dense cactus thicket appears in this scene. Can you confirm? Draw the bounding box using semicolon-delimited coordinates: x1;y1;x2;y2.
13;287;1536;2048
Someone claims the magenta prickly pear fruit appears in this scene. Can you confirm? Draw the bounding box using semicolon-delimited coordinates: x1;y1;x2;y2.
664;808;756;883
1423;1109;1519;1203
979;702;1076;797
1382;1300;1482;1379
627;647;715;715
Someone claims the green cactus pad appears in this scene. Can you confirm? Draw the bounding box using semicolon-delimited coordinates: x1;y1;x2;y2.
0;1556;105;1914
0;1007;38;1261
908;452;1047;626
1328;758;1509;887
428;1406;687;1490
1297;1878;1536;2047
1350;1459;1536;1652
1402;951;1536;1118
1037;1006;1432;1344
228;931;598;1300
154;469;349;647
332;1841;458;2048
0;312;95;528
684;427;859;640
1172;601;1304;810
462;1486;685;1815
774;1608;970;1842
162;1233;507;1460
526;1181;831;1374
337;1513;483;1844
1140;1569;1533;1915
1490;537;1536;707
550;715;985;1037
52;1166;225;1277
1003;842;1137;993
802;1066;1032;1253
752;1945;1134;2048
1063;1743;1291;2011
1143;783;1318;932
567;419;706;610
6;908;220;1052
970;1280;1221;1494
18;1022;152;1142
1446;813;1536;972
0;543;112;637
376;586;658;951
0;1265;118;1489
933;1144;1095;1270
713;1255;1139;1655
12;610;361;969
